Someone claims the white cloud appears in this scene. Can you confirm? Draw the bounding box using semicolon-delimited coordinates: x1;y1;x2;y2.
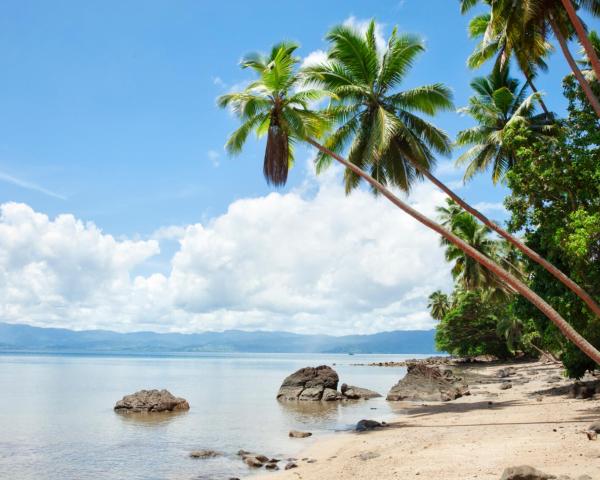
0;167;452;335
301;49;328;69
207;149;220;167
474;201;508;216
212;76;226;88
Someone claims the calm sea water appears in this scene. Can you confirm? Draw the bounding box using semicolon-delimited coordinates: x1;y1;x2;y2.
0;352;419;480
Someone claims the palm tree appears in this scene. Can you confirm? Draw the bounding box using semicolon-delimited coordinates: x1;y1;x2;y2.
497;315;524;353
466;11;553;116
578;30;600;80
456;67;556;183
303;22;454;194
460;0;600;118
441;212;501;290
428;291;450;321
455;68;600;317
305;21;600;320
219;39;600;365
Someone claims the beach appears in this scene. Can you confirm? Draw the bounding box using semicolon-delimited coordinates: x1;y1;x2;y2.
258;360;600;480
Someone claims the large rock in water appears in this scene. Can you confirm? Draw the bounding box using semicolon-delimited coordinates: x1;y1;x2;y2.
114;389;190;413
386;363;469;402
277;365;339;401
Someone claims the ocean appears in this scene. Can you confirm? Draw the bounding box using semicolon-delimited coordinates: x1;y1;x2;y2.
0;352;419;479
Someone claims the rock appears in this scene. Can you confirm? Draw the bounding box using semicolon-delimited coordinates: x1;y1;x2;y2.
340;383;382;400
386;363;469;402
114;389;189;413
356;419;383;432
498;367;517;378
588;422;600;433
567;382;595;399
285;462;298;470
547;376;563;384
500;382;513;390
586;431;597;440
500;465;556;480
277;366;339;401
244;456;264;468
237;449;250;456
322;388;342;401
189;449;221;459
255;455;269;463
265;463;279;470
357;451;380;461
289;430;312;438
306;458;317;463
299;386;324;401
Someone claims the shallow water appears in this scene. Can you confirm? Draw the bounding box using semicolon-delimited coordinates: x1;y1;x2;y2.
0;352;419;479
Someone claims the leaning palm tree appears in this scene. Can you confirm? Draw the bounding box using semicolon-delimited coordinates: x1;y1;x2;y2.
460;0;600;117
219;39;600;365
456;66;556;183
428;291;450;321
466;11;553;116
303;21;600;321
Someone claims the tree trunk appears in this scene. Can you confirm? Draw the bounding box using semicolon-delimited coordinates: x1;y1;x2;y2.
550;15;600;118
410;161;600;320
560;0;600;82
525;75;551;117
306;137;600;366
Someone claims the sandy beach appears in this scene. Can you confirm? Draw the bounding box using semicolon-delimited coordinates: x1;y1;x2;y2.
257;361;600;480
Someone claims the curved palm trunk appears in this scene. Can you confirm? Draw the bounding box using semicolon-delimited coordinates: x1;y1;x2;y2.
550;15;600;118
525;75;551;117
306;137;600;366
409;161;600;320
561;0;600;82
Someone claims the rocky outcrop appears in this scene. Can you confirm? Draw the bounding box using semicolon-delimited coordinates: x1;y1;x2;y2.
341;383;382;400
189;449;221;459
277;366;339;401
386;363;469;402
276;366;381;401
355;419;385;431
114;389;189;413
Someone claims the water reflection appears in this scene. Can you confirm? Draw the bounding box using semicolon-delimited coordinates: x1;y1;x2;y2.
115;410;189;426
276;399;341;423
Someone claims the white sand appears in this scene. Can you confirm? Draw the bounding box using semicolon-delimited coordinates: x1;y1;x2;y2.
256;361;600;480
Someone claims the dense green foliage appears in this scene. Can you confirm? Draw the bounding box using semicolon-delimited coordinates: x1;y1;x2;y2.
431;198;522;358
503;76;600;377
435;290;511;358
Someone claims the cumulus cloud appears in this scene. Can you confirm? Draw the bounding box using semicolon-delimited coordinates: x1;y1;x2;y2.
474;201;508;216
0;168;452;335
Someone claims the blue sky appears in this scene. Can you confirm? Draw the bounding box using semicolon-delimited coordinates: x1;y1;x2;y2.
0;1;593;333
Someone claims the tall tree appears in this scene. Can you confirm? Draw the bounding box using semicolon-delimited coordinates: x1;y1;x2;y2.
304;21;600;322
456;67;556;183
460;0;600;118
441;212;501;290
428;290;450;321
219;39;600;365
465;11;553;115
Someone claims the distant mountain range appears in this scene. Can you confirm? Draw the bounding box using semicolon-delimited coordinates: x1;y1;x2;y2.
0;322;437;354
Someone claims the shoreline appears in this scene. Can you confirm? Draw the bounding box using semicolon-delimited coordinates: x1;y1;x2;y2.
254;360;600;480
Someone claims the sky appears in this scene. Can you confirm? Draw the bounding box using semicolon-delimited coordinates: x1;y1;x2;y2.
0;0;591;334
